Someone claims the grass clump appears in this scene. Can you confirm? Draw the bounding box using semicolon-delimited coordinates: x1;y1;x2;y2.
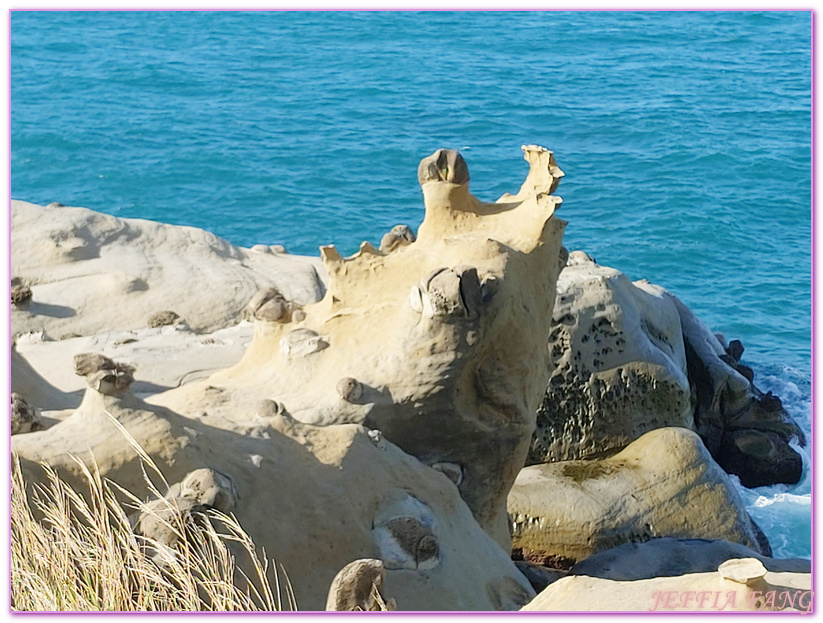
11;448;294;612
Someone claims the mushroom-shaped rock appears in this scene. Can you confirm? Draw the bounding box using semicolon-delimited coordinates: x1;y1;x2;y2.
11;392;43;435
242;287;291;323
179;468;237;514
73;352;135;394
326;559;392;611
147;310;182;329
379;225;416;253
336;377;364;402
417;149;470;185
154;146;566;553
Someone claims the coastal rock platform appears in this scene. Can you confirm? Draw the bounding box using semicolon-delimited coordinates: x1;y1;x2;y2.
10;146;808;612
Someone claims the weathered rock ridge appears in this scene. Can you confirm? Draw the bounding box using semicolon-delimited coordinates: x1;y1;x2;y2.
13;370;536;610
570;537;810;582
523;559;811;612
529;252;805;489
10;145;806;612
11;200;326;338
530;253;693;464
12;146;567;610
154;145;567;548
510;427;768;565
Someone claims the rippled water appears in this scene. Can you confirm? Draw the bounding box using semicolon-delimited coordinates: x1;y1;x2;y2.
11;11;812;559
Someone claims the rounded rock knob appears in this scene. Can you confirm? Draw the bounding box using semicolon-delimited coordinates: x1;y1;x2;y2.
417;149;470;186
718;557;767;585
337;377;364;402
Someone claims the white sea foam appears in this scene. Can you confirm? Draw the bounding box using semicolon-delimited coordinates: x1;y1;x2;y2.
731;366;812;560
753;493;810;509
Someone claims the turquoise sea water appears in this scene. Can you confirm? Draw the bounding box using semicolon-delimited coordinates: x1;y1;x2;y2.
11;11;812;559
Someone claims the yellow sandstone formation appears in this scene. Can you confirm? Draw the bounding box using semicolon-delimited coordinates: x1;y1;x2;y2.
14;146;567;610
156;145;567;548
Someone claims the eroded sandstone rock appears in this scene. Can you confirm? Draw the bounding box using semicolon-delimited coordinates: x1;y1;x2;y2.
522;566;811;612
74;352;135;395
11;392;44;435
717;429;802;488
530;254;692;463
156;145;567;549
509;427;768;565
379;225;416;253
675;297;805;487
11;348;76;410
529;253;805;488
326;559;395;611
11;282;32;307
13;385;535;610
147;310;182;329
10;200;326;337
14;147;558;610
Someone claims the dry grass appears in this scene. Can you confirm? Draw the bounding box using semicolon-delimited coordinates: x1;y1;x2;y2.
11;436;295;612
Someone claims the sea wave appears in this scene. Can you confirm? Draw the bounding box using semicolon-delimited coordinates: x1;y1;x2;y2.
732;366;812;559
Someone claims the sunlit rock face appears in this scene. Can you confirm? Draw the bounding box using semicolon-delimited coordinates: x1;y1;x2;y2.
159;145;567;548
14;146;567;611
510;427;770;567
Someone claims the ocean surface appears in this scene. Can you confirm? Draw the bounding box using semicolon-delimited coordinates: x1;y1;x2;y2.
11;11;812;559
